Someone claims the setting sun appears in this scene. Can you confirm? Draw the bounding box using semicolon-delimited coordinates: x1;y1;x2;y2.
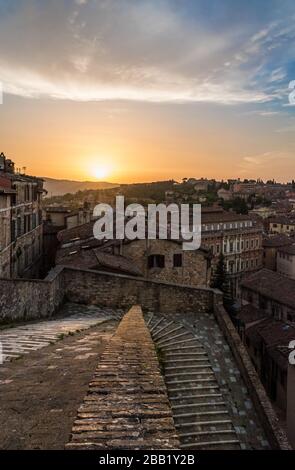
92;165;111;180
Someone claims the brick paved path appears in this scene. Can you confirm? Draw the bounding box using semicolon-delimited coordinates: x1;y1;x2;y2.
0;303;123;364
67;305;179;450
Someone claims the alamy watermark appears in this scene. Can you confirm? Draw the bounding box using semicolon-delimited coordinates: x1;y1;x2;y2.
93;196;201;250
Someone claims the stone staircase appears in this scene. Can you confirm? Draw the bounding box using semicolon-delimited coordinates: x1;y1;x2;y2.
147;313;241;450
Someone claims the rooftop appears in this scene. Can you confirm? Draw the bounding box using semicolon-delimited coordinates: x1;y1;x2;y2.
241;269;295;309
278;244;295;255
237;304;267;325
262;234;293;248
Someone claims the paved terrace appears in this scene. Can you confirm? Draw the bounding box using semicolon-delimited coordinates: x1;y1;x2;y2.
0;303;121;449
67;305;179;450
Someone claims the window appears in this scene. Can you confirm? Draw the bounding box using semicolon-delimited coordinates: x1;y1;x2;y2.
173;253;182;267
17;217;22;237
32;213;37;229
25;184;30;201
11;219;16;242
148;254;165;269
216;244;220;254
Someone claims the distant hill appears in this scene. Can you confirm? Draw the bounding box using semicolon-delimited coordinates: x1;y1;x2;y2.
42;177;119;196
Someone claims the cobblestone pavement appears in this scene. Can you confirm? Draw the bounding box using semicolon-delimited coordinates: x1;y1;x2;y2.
146;311;270;450
0;303;123;364
0;311;119;449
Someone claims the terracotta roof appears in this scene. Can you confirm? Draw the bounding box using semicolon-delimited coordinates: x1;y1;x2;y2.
269;216;295;225
56;245;142;276
201;208;251;224
237;304;267;325
241;268;295;309
262;234;293;248
57;221;95;243
278;244;295;255
93;250;143;276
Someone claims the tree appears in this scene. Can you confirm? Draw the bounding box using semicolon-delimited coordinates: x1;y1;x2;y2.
211;253;234;311
211;253;227;290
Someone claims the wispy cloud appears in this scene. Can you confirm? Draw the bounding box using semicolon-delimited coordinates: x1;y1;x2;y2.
0;0;294;104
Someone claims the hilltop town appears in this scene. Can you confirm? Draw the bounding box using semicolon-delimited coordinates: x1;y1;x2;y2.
0;152;294;450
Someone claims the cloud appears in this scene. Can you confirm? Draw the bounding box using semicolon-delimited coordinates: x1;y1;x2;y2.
239;151;291;175
0;0;294;104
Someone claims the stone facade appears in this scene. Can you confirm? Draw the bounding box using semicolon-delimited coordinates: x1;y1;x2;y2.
201;208;263;298
0;154;44;278
120;239;210;287
67;305;179;450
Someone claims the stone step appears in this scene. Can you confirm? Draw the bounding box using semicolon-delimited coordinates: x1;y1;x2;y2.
165;364;212;373
172;401;226;411
153;325;183;341
156;331;192;346
160;339;201;349
175;419;232;430
151;321;175;338
165;358;210;365
165;364;213;377
174;410;229;420
180;439;240;450
169;384;219;393
170;393;223;402
149;318;165;333
179;429;236;439
167;377;216;385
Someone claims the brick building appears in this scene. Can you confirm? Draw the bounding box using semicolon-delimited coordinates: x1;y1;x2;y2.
277;244;295;280
241;268;295;322
0;152;44;278
120;238;211;287
262;234;293;271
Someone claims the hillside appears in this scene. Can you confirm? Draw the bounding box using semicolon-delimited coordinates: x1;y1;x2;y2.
42;177;118;196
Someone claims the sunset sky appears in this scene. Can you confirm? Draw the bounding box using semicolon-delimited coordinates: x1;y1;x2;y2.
0;0;295;183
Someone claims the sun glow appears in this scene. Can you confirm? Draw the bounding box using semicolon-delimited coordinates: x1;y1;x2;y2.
92;165;111;180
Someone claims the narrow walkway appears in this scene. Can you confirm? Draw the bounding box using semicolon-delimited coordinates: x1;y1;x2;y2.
147;312;270;450
0;303;122;364
67;305;179;450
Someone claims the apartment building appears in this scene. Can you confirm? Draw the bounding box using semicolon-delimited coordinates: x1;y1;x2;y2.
0;152;44;278
277;244;295;280
200;207;263;298
268;216;295;234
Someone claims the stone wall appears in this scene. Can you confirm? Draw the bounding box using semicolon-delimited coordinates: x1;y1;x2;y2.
212;291;291;450
0;265;64;324
67;305;179;450
62;266;213;314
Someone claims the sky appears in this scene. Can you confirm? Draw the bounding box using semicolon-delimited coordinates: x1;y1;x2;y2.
0;0;295;183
